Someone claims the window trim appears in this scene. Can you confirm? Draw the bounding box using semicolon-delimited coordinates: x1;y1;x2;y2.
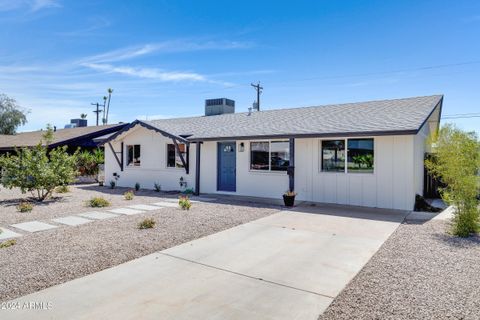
166;142;187;169
319;138;375;174
249;140;290;173
126;144;141;167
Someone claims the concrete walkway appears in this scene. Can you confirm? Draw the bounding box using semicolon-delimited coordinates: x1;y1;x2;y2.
1;204;407;320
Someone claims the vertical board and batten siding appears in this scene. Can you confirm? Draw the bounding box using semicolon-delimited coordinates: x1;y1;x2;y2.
200;140;289;198
104;126;196;191
294;136;415;210
200;135;418;210
105;126;433;211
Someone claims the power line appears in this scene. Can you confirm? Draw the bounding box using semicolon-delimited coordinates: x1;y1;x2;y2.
267;60;480;85
442;112;480;119
442;115;480;119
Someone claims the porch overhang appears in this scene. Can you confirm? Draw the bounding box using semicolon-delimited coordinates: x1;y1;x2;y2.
101;120;190;174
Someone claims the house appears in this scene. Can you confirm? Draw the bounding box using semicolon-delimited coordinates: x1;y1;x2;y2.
102;95;442;210
0;122;128;155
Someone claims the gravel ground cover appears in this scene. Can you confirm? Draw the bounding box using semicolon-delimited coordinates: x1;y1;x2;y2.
0;184;188;225
320;219;480;320
0;185;279;302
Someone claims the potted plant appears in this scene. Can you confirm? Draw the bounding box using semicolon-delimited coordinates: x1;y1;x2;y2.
283;190;297;207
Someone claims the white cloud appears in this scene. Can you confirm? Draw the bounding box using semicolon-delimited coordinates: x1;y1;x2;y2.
82;63;207;82
56;17;111;37
0;0;61;12
30;0;60;12
80;40;253;64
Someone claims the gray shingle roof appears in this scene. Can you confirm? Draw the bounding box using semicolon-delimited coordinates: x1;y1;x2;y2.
143;95;442;141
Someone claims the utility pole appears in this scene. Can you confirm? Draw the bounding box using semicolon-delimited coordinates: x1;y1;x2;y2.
91;102;102;126
251;82;263;111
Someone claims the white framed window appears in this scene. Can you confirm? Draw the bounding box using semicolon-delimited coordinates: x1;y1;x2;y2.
347;138;374;173
126;144;141;167
250;140;290;171
167;143;187;168
320;138;374;173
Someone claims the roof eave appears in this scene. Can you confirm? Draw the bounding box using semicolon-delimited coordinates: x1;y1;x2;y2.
99;120;190;145
414;95;443;135
187;129;419;142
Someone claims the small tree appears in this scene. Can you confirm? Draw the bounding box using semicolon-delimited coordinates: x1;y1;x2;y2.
425;124;480;237
0;126;78;201
0;94;28;134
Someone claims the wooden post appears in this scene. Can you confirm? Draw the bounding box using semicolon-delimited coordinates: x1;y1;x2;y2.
120;142;124;171
288;138;295;192
186;144;190;175
195;142;201;195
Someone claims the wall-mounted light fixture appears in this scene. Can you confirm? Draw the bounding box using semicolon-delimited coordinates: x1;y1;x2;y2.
239;142;245;152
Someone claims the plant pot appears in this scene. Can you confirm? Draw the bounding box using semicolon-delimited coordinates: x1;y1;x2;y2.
283;195;295;207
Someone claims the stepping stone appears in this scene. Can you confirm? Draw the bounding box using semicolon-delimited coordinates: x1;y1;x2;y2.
161;198;180;203
108;208;145;215
52;216;93;226
78;211;119;220
0;227;22;240
11;221;57;233
192;197;217;202
152;201;179;208
127;204;161;211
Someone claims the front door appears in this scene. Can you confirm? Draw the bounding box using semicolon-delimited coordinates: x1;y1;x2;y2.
217;142;236;192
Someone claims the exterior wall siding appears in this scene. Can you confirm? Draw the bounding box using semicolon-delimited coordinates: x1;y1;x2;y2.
104;126;430;211
294;136;415;210
104;126;196;191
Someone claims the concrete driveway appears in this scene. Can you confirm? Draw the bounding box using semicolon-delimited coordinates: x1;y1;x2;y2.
1;203;407;320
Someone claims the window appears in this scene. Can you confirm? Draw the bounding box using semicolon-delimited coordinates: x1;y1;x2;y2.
347;139;374;173
127;145;141;167
167;143;187;168
250;142;269;170
321;140;345;172
270;141;290;171
321;138;374;173
250;141;289;171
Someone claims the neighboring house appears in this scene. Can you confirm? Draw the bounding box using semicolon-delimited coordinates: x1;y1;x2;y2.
0;123;128;155
102;95;442;210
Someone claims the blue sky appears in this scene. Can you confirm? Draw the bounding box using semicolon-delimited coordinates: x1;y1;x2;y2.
1;0;479;133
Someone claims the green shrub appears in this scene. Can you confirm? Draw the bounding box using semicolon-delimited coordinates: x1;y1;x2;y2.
77;149;104;176
124;190;134;200
17;201;33;212
426;124;480;237
138;218;156;229
55;185;70;193
178;196;192;210
154;182;161;192
0;239;16;249
109;180;116;189
0;126;78;201
135;182;140;191
183;188;194;195
88;197;110;208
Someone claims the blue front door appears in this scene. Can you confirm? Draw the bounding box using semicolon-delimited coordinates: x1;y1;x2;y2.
217;142;236;191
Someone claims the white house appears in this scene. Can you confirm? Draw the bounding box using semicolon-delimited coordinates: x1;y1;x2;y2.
103;95;442;210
